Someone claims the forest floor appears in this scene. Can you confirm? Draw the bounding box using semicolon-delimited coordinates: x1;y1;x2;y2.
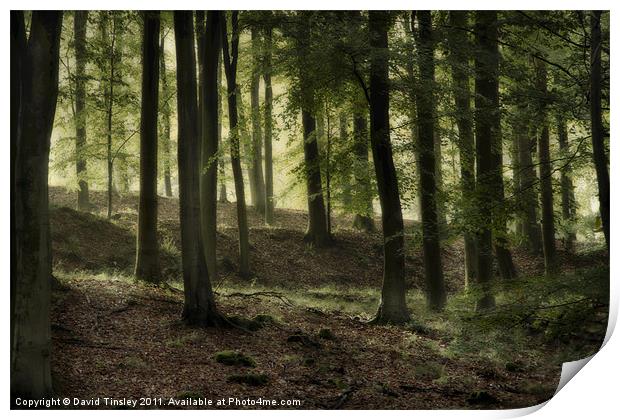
48;187;608;409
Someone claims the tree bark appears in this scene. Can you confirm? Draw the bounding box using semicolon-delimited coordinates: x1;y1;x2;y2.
218;61;229;203
159;29;173;198
12;11;62;399
447;11;477;288
557;114;576;251
173;11;223;326
589;11;610;250
135;11;161;283
199;11;222;282
535;58;557;274
263;24;275;224
74;11;90;210
298;15;330;247
473;11;498;310
222;11;251;278
250;26;267;216
352;110;375;232
414;11;446;310
368;11;410;324
518;118;543;254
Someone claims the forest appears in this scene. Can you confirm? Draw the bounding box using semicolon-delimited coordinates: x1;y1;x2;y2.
11;10;609;410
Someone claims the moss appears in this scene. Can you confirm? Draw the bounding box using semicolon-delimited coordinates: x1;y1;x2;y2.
252;314;276;325
227;315;263;331
227;373;269;386
414;361;444;381
214;350;256;367
318;328;335;340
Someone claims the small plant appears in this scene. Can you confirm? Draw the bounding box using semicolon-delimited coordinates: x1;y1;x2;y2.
214;350;256;367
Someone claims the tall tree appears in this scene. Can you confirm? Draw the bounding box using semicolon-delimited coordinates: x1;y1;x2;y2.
298;13;330;247
414;11;446;310
218;61;229;203
557;114;576;251
222;11;251;278
159;28;173;198
200;11;222;281
135;11;161;283
74;11;90;210
447;11;477;287
12;11;63;399
351;108;375;232
589;11;609;250
250;26;267;215
473;11;498;310
517;113;543;255
173;11;223;326
368;11;410;324
263;22;275;224
101;13;118;218
535;58;557;274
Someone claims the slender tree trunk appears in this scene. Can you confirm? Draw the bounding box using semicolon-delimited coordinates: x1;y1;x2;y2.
263;24;275;224
218;61;229;203
557;114;576;251
298;15;330;247
159;30;173;197
447;11;477;288
511;124;524;239
12;11;62;400
518;119;543;254
135;11;161;283
74;11;90;210
589;11;609;250
368;11;410;324
352;110;375;232
195;11;205;151
473;11;498;310
414;11;446;310
173;11;223;326
339;113;353;209
199;11;222;282
326;109;332;236
222;11;250;278
250;26;266;216
103;14;116;219
535;58;557;274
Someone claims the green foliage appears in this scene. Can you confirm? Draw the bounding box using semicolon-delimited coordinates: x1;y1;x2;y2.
214;351;257;367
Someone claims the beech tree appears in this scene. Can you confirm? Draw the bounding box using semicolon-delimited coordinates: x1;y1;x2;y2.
12;10;63;399
134;11;161;283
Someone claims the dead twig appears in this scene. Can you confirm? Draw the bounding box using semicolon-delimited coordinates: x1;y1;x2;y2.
331;387;355;409
221;291;294;307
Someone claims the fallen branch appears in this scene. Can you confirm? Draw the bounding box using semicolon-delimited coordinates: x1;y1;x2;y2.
220;291;294;307
55;337;129;351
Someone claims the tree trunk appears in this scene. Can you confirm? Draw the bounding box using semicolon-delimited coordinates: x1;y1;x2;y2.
414;11;446;311
352;110;375;232
557;114;576;251
74;11;90;210
339;113;353;209
518;119;543;254
222;11;250;278
250;26;267;216
298;16;330;247
173;11;223;326
102;13;116;219
368;11;410;324
473;11;498;310
535;58;557;274
159;29;173;198
589;11;610;250
218;61;229;203
10;10;26;360
199;11;222;282
447;11;477;288
135;11;161;283
263;24;275;224
12;11;62;400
